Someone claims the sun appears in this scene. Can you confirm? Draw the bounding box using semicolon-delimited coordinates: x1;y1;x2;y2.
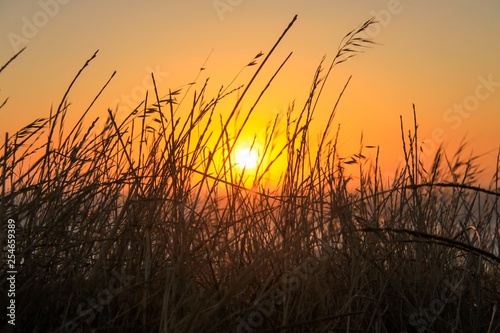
234;146;259;170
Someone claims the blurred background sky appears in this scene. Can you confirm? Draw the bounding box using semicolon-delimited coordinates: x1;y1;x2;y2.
1;1;499;185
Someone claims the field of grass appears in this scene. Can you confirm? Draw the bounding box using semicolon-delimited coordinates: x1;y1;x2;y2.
1;17;499;333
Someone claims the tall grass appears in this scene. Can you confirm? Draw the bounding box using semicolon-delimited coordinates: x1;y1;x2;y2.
1;16;499;333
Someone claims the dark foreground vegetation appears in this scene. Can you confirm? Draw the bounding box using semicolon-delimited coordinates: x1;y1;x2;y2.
1;16;499;332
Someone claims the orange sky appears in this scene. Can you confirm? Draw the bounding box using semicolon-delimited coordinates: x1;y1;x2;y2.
1;1;499;186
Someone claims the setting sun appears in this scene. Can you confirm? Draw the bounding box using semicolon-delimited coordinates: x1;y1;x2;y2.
234;146;259;170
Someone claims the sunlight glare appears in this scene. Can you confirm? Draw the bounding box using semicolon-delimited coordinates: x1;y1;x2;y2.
235;146;259;170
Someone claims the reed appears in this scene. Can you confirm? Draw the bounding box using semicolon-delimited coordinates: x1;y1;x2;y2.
1;16;499;333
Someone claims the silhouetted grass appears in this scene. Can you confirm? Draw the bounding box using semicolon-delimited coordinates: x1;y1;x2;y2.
1;16;499;333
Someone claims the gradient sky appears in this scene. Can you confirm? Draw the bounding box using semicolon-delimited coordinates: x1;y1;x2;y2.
1;1;499;185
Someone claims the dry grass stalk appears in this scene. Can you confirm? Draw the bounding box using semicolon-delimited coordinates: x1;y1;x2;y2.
0;15;499;333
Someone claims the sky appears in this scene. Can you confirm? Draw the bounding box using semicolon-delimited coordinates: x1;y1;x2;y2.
1;0;499;186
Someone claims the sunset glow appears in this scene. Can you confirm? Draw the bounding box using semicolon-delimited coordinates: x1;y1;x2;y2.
1;2;499;183
1;3;499;331
234;146;259;171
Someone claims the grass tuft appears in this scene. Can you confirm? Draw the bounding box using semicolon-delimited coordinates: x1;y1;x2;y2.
1;16;499;333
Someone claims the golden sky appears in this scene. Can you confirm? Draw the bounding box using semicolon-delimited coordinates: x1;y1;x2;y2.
1;1;499;185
